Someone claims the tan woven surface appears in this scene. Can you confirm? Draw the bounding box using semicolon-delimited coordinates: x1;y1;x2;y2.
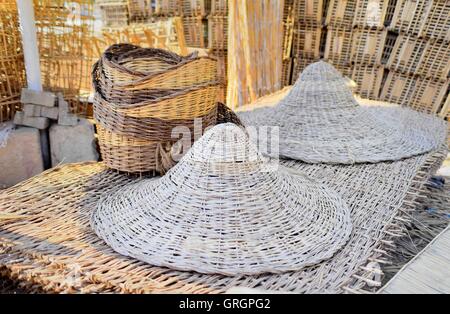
238;61;447;164
93;44;222;173
91;124;352;276
0;145;446;293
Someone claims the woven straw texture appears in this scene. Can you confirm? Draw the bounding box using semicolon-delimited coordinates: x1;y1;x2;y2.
238;61;447;164
0;146;446;293
91;123;352;276
93;44;223;174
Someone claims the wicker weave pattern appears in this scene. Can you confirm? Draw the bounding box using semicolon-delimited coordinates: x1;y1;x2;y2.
91;123;352;275
93;44;221;173
238;61;447;164
0;146;446;293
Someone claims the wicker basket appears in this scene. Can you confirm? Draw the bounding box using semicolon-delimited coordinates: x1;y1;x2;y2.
93;44;223;173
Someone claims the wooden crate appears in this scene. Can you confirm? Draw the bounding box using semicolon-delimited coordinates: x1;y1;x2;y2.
208;15;227;49
384;0;398;27
390;0;431;36
351;65;384;99
380;31;397;64
98;1;129;27
409;77;449;114
210;0;227;15
153;0;183;16
324;27;353;66
292;26;322;59
439;91;449;119
282;58;293;87
419;0;450;42
128;0;151;21
386;35;427;75
183;15;205;47
380;71;416;105
325;0;357;29
293;0;323;26
416;40;450;80
351;28;387;65
353;0;390;28
182;0;211;17
381;71;448;113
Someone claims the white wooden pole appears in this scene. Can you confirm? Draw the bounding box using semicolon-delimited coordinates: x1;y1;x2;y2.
16;0;42;92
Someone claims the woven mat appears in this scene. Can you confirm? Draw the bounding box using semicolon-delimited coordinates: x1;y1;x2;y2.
0;145;446;293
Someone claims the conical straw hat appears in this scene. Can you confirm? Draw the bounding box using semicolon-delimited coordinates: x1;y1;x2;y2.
239;61;446;164
91;123;352;276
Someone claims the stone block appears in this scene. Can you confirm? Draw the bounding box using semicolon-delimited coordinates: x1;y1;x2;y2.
21;88;56;107
23;104;42;117
0;127;44;188
49;118;99;167
41;106;59;120
14;111;50;129
58;112;79;126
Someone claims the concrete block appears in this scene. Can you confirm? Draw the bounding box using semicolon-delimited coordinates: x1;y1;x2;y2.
21;88;56;107
49;118;99;166
41;106;59;120
23;104;42;117
0;127;44;188
58;112;79;126
15;111;50;130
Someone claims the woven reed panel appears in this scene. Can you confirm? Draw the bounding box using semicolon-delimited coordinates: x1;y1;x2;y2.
34;0;94;110
0;1;25;123
227;0;284;108
351;28;387;65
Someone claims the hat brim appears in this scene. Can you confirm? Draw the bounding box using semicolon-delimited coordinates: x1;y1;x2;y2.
91;165;351;276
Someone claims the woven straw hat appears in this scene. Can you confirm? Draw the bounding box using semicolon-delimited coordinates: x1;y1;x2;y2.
239;61;446;164
91;123;352;276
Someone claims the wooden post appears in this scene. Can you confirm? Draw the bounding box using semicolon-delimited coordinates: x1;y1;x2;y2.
16;0;42;92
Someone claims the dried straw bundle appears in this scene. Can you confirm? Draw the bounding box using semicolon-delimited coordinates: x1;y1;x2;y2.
91;123;352;276
239;61;447;164
93;44;223;173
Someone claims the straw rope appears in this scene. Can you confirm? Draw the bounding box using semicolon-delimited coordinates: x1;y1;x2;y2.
238;61;447;164
0;145;446;293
